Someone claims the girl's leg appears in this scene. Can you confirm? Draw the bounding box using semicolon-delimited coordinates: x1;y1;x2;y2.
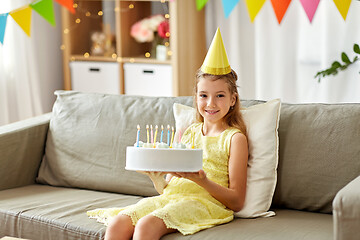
105;214;134;240
133;215;177;240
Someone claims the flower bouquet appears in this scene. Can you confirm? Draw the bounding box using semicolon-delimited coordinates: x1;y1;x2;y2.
130;15;170;59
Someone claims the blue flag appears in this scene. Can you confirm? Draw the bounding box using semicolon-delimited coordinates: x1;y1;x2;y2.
0;13;9;44
222;0;240;18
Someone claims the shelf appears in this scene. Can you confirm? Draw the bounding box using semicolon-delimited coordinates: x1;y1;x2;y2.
70;55;118;62
62;0;206;96
121;57;171;65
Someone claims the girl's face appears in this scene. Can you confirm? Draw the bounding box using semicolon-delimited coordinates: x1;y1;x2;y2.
196;77;236;125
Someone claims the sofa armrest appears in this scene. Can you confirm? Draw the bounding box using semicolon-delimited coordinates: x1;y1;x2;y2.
333;175;360;240
0;113;51;191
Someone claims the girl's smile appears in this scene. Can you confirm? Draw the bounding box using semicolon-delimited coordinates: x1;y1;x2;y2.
196;77;236;128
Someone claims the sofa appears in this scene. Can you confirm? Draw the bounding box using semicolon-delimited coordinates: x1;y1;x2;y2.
0;90;359;240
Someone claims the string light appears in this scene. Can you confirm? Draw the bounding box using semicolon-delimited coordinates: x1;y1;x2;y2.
62;0;170;59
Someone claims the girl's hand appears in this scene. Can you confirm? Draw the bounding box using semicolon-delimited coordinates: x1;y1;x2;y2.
172;170;207;184
137;171;168;194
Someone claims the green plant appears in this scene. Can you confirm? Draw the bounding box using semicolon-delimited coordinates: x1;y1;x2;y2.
315;43;360;82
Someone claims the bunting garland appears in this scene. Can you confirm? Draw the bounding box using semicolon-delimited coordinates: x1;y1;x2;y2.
245;0;266;22
299;0;321;23
0;0;74;45
196;0;209;11
30;0;56;27
0;13;9;44
222;0;240;18
197;0;356;23
333;0;352;20
270;0;292;24
9;6;32;37
0;0;357;46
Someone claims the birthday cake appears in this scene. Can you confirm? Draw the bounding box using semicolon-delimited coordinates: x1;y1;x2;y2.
125;125;203;172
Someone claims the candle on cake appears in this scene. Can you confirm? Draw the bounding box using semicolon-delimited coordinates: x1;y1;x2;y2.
170;126;175;148
153;125;158;148
160;125;164;143
150;125;154;143
146;125;150;144
136;124;140;147
167;125;170;146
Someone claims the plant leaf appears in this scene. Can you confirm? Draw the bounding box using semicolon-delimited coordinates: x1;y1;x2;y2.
354;44;360;54
341;52;351;64
331;61;341;68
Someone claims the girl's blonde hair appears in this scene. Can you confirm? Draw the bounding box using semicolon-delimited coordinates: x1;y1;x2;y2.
194;69;247;136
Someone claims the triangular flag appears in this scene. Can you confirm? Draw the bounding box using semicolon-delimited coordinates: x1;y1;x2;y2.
333;0;351;20
270;0;292;24
0;13;9;44
222;0;240;18
9;6;32;37
30;0;56;27
196;0;209;11
300;0;320;23
245;0;266;22
55;0;75;14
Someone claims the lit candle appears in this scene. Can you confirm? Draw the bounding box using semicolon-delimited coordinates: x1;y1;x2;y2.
153;125;158;148
150;125;154;143
136;124;140;147
170;126;175;148
167;125;170;146
146;125;149;143
160;125;164;143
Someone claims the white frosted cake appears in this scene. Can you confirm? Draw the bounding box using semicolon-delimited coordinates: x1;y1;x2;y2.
126;145;203;172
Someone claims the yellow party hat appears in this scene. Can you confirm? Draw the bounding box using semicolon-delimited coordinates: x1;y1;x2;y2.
200;28;231;75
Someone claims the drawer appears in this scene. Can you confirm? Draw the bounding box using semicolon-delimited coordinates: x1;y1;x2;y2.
124;63;172;96
70;61;120;94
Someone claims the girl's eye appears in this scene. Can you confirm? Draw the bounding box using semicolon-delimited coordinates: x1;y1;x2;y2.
217;94;225;98
199;94;207;98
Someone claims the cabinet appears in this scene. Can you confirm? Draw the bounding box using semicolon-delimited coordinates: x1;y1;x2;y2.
61;0;206;96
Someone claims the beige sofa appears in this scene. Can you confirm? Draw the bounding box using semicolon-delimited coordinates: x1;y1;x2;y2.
1;91;359;240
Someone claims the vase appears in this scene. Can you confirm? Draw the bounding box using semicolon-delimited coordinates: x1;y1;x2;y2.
156;45;167;61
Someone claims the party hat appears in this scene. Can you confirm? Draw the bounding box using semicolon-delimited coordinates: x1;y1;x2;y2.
200;28;231;75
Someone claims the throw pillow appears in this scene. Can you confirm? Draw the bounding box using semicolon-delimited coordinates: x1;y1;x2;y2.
173;99;281;218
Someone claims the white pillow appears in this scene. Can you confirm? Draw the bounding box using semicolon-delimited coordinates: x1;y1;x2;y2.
173;99;281;218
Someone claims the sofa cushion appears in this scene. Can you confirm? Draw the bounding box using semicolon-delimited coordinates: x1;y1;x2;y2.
0;184;141;240
36;91;193;196
273;103;360;213
0;185;333;240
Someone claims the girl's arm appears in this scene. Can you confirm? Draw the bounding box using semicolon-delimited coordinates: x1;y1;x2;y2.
173;132;248;212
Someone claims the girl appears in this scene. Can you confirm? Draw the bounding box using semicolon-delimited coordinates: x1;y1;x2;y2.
87;28;248;240
87;68;248;240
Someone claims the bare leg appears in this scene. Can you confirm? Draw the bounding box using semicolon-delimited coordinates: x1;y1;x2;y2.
133;215;177;240
105;214;134;240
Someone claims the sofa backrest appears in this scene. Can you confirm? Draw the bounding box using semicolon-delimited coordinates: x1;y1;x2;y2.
37;91;360;214
37;91;193;197
272;102;360;213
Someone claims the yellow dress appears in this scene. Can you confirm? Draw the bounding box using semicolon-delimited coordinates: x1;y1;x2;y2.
87;123;241;235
